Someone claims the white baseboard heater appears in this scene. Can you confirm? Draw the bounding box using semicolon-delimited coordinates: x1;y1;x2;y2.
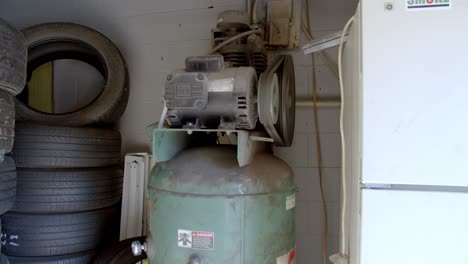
120;153;155;241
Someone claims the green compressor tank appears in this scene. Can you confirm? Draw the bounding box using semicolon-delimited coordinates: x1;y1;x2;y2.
145;145;297;264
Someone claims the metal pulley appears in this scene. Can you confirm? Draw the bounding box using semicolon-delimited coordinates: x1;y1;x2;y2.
258;55;296;147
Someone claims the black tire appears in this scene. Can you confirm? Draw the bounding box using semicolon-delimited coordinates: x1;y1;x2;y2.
0;218;3;253
12;166;123;213
93;236;147;264
12;123;121;168
0;90;15;153
0;207;118;257
0;18;26;96
16;22;129;126
0;156;16;215
6;251;94;264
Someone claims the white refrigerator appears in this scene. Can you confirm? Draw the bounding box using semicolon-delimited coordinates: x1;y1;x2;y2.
343;1;468;264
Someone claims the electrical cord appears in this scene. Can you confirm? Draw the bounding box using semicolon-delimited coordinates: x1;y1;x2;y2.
304;1;328;263
303;2;356;261
338;15;355;255
312;54;329;264
329;15;355;264
210;29;262;54
300;0;339;82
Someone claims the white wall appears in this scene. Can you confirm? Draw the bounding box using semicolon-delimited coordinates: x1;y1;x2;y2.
0;0;358;263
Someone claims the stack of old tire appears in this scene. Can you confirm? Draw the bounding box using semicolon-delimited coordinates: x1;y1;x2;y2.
0;22;129;264
0;17;27;264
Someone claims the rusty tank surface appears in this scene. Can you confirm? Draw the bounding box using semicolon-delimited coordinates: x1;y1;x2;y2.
146;145;297;264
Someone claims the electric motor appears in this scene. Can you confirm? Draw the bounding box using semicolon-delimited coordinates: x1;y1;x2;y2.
164;55;258;130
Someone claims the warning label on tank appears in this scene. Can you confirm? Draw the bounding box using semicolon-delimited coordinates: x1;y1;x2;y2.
178;229;215;250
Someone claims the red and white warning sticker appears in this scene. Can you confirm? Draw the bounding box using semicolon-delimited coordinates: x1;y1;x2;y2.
178;229;215;250
276;248;296;264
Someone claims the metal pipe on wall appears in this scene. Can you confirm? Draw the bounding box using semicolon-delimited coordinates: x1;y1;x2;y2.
296;97;341;108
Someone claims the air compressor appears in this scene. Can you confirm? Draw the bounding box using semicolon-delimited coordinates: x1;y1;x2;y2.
132;7;298;264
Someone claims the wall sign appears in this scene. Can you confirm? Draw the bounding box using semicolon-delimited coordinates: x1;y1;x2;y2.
407;0;451;10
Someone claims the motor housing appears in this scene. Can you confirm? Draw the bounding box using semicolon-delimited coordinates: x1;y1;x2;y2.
164;56;258;130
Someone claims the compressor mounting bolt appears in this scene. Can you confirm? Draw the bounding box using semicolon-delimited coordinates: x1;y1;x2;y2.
197;74;204;80
167;74;173;81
